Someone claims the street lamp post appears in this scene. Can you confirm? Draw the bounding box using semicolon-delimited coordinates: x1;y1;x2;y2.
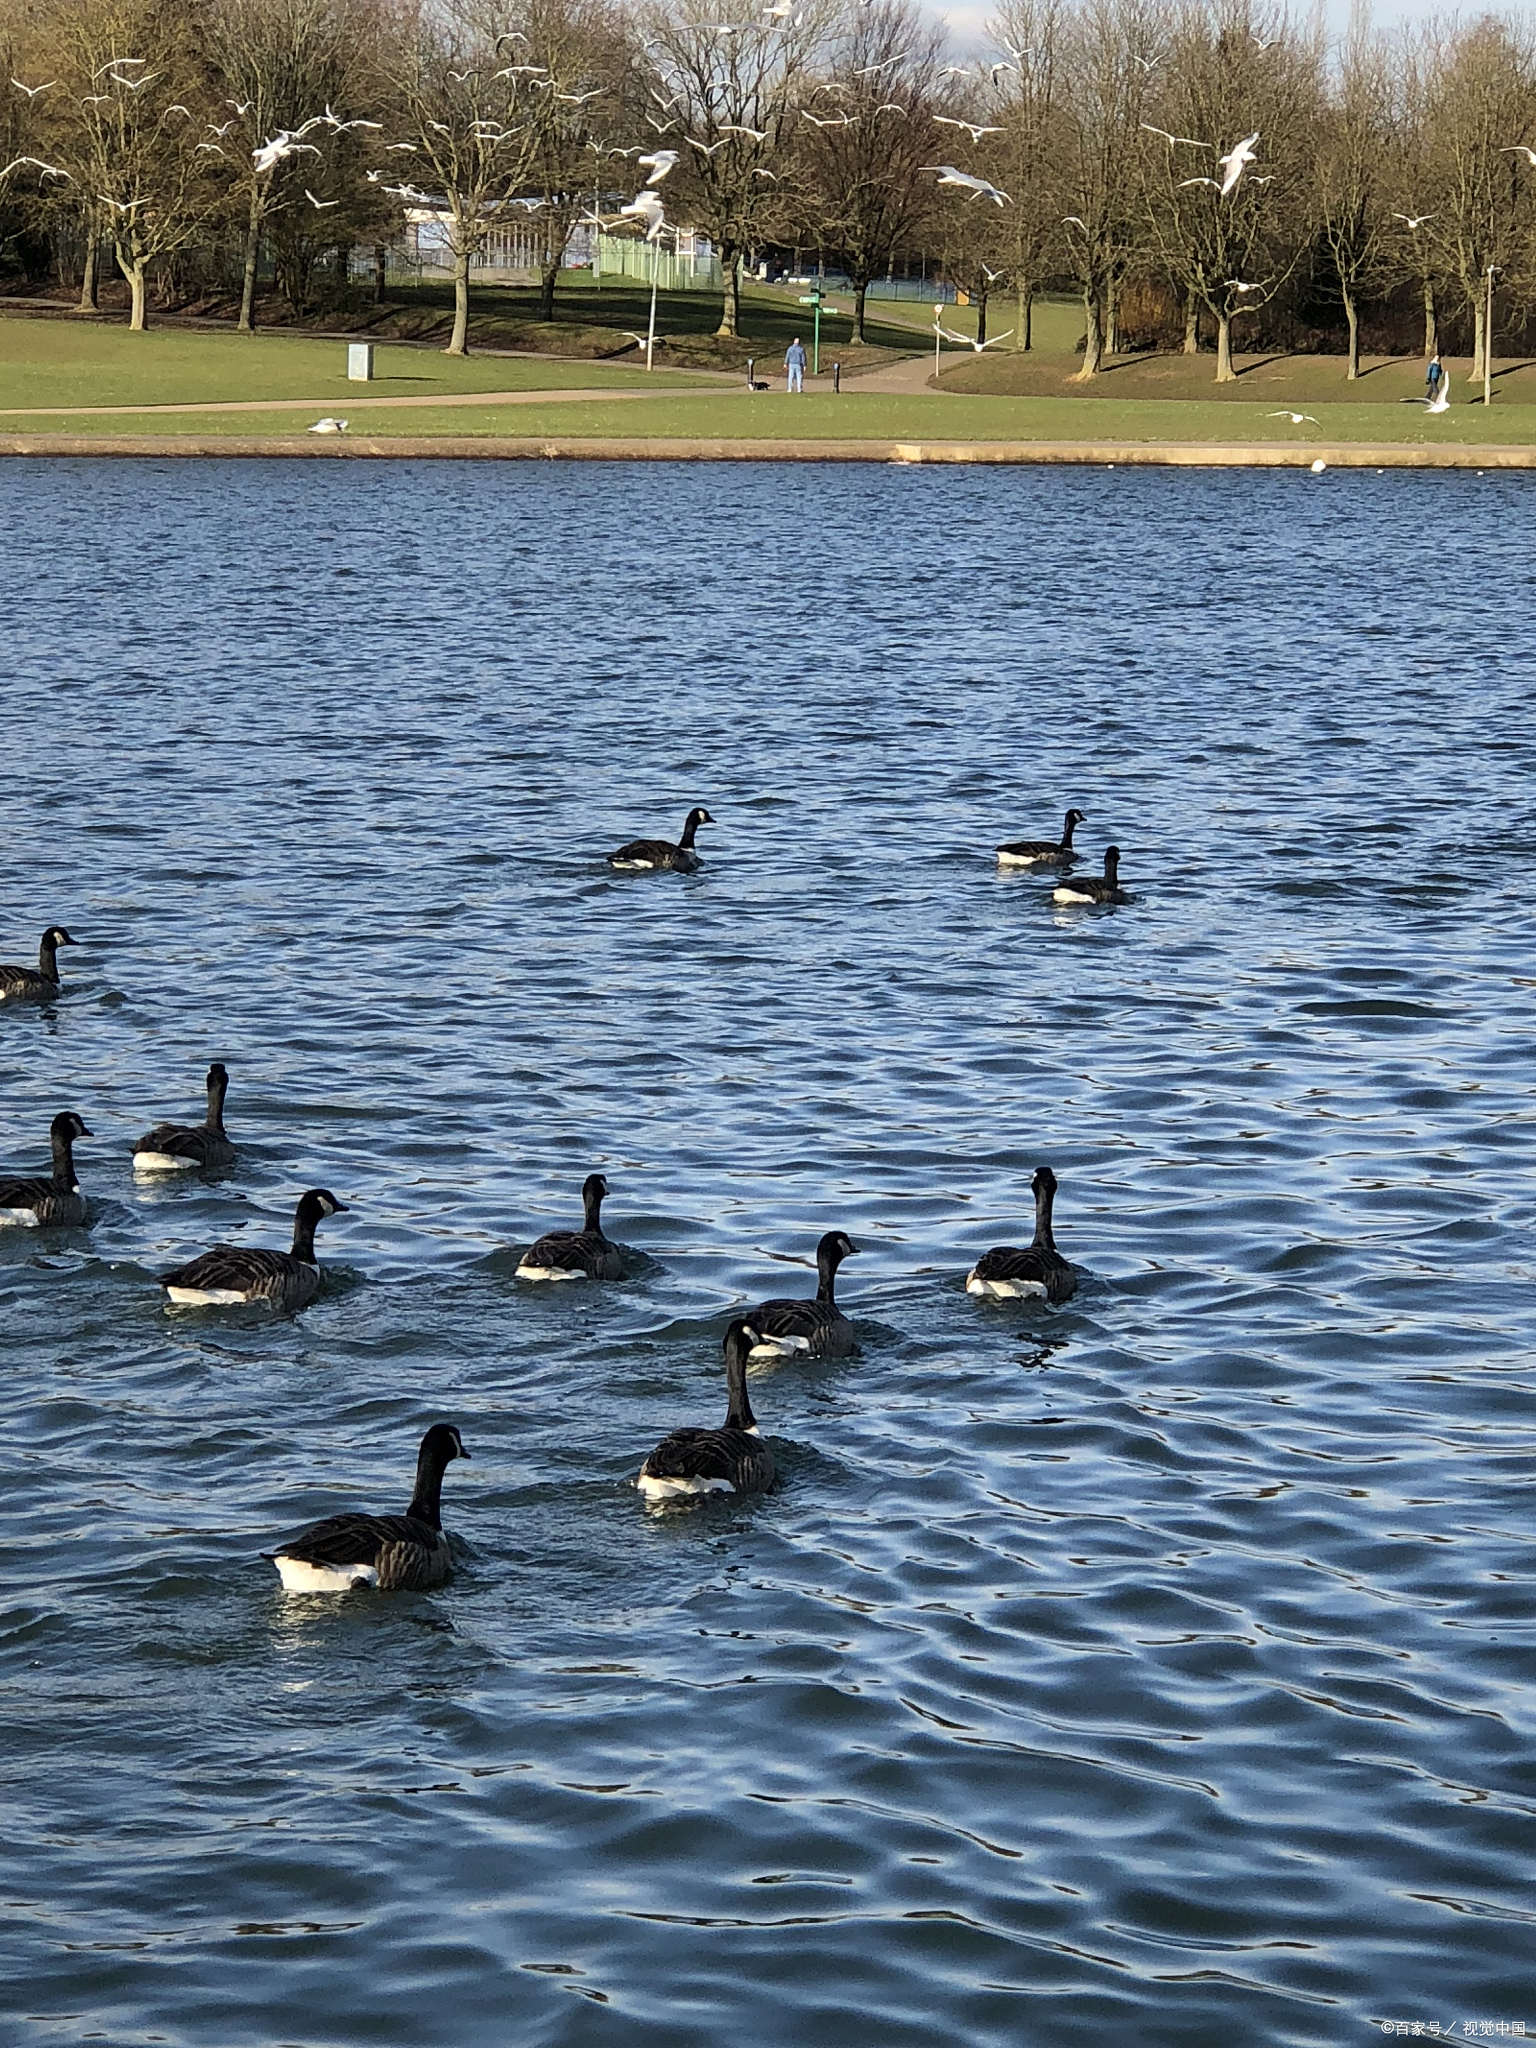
798;287;824;375
933;302;943;381
1485;264;1497;409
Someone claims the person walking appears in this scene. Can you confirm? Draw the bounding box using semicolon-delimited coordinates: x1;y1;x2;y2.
1426;351;1443;401
784;336;807;394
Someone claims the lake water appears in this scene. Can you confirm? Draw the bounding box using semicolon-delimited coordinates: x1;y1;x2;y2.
4;457;1534;2048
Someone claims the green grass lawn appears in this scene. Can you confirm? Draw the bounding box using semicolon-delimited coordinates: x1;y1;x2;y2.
15;389;1536;446
939;346;1536;405
0;315;714;411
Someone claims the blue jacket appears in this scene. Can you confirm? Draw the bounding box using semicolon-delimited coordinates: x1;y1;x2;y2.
785;343;807;370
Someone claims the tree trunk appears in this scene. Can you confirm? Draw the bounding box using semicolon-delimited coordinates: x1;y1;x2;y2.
1215;310;1234;381
1422;277;1438;358
849;279;866;346
1105;275;1118;356
118;248;147;331
1016;279;1032;350
1072;287;1102;379
447;236;471;355
539;257;558;323
373;243;387;305
1343;284;1360;380
1471;290;1485;383
1183;289;1198;355
238;181;263;333
975;289;988;345
715;246;740;338
78;230;98;312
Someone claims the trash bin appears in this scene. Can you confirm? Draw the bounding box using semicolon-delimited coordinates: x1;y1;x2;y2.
347;343;374;382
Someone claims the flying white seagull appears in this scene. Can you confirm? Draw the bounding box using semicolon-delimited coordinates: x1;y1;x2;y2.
10;79;58;98
307;417;348;433
935;320;1015;351
637;149;679;183
1217;131;1260;195
618;189;670;240
935;116;1003;141
1268;410;1319;425
925;165;1011;204
0;155;69;181
304;188;339;208
1423;372;1450;415
1394;211;1436;228
1503;144;1536;165
1141;123;1209;148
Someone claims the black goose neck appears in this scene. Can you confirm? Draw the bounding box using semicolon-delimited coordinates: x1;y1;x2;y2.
406;1447;449;1529
678;811;703;849
49;1127;76;1187
206;1069;229;1133
37;934;61;983
290;1205;320;1262
582;1183;605;1232
1032;1176;1058;1251
1060;811;1079;848
724;1338;757;1433
815;1248;841;1305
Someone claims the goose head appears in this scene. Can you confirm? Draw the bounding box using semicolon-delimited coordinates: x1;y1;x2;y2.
51;1110;91;1145
419;1422;471;1466
43;926;76;950
582;1172;610;1205
816;1229;859;1270
1102;846;1121;880
1063;809;1086;832
686;808;716;832
1031;1165;1058;1200
297;1188;349;1224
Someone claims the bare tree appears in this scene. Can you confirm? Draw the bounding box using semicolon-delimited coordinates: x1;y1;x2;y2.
1144;1;1320;382
1056;0;1160;379
641;0;831;339
1415;12;1536;382
376;0;554;355
1316;6;1395;379
206;0;374;332
796;0;945;345
42;0;224;330
522;0;629;324
983;0;1064;349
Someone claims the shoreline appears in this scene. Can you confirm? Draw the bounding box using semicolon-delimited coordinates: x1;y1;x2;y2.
0;432;1529;466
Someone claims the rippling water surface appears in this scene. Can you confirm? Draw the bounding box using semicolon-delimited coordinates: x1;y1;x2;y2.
4;457;1534;2047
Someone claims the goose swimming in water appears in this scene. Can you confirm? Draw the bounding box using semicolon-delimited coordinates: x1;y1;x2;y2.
133;1063;236;1172
265;1423;470;1592
160;1188;348;1310
607;806;715;872
997;807;1086;867
0;1111;91;1227
741;1229;860;1359
966;1166;1076;1302
638;1321;776;1500
516;1172;625;1281
1053;846;1129;904
0;925;76;1001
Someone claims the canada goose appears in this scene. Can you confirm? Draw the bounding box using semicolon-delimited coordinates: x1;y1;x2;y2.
741;1230;859;1359
966;1166;1076;1302
607;806;715;872
265;1423;470;1592
516;1172;624;1281
997;807;1086;867
0;925;76;1001
0;1111;91;1227
638;1321;776;1499
159;1188;348;1310
133;1063;236;1172
1053;846;1129;905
